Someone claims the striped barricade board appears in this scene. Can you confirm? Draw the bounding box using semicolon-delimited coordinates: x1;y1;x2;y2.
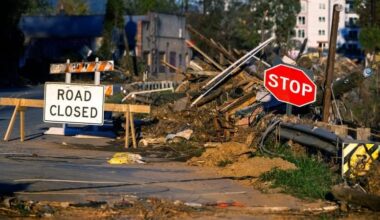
342;142;380;179
50;60;114;74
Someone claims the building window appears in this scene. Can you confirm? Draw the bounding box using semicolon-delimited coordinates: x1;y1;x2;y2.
318;30;326;36
298;16;305;25
178;54;183;67
319;3;326;9
169;52;176;72
318;17;325;22
301;3;306;12
298;29;305;38
318;42;327;48
159;52;166;73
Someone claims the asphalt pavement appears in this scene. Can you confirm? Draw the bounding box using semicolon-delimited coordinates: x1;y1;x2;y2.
0;86;331;210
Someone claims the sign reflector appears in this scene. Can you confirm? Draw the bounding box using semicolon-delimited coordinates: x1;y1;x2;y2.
44;83;105;125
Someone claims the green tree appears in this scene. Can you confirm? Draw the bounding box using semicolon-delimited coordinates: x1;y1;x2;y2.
124;0;179;14
57;0;89;15
99;0;125;59
25;0;54;15
355;0;380;55
354;0;380;127
187;0;300;50
246;0;300;49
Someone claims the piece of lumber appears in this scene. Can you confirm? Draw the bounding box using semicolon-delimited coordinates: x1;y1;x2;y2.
357;127;371;141
129;111;137;148
161;60;190;78
191;37;275;107
219;91;257;115
333;124;348;137
4;104;20;141
187;70;218;76
0;98;43;108
188;60;204;71
192;88;223;107
19;107;25;142
186;40;224;71
125;108;130;148
187;25;237;62
0;98;150;114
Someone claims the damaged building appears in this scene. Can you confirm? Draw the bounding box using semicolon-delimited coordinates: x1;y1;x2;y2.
19;12;191;79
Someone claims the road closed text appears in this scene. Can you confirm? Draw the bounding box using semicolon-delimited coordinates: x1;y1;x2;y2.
44;83;104;125
49;89;97;118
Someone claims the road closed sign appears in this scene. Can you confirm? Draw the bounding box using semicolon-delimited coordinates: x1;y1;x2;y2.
44;83;105;125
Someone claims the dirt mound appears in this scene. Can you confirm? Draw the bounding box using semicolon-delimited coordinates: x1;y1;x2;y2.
220;157;297;177
187;142;250;167
188;141;296;178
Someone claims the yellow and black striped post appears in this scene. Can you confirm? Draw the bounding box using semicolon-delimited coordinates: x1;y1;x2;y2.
342;142;380;178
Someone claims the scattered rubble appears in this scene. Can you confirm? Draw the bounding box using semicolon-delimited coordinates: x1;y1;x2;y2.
108;152;145;164
108;28;380;214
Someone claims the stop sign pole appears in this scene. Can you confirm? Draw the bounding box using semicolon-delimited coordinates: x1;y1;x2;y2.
264;64;317;109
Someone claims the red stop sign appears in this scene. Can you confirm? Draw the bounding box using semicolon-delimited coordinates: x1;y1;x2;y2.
264;64;317;107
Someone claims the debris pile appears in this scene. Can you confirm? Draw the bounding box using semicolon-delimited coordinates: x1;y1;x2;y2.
108;26;380;212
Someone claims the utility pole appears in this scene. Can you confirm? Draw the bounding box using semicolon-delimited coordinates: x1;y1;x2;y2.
322;4;342;122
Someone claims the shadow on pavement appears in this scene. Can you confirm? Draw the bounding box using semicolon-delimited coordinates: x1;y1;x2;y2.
8;133;44;142
0;183;30;196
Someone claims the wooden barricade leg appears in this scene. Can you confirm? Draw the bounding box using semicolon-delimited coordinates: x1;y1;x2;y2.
130;111;137;148
19;107;26;142
4;104;20;141
125;108;130;148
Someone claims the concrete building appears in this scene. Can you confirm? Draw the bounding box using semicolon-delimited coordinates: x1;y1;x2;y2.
294;0;360;54
129;13;191;75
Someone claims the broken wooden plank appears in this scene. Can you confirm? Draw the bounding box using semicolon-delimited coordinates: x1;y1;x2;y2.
4;103;20;141
219;91;257;116
19;107;26;142
186;40;224;71
357;127;371;141
161;60;190;78
187;70;218;76
125;107;130;148
191;37;275;107
187;25;237;62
